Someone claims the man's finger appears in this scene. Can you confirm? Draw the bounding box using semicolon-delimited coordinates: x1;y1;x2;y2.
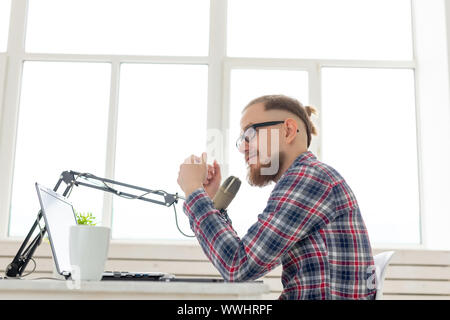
201;152;207;164
213;160;221;177
183;155;197;164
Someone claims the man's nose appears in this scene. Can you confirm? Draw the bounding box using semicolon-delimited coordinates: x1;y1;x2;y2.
239;135;255;155
238;140;247;154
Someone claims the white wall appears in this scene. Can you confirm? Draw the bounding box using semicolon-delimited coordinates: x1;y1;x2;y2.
413;0;450;250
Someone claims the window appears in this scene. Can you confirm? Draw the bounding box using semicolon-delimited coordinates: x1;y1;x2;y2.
4;0;211;240
26;0;210;55
225;0;419;246
1;0;449;249
9;61;110;236
321;68;420;244
228;0;413;60
112;63;208;240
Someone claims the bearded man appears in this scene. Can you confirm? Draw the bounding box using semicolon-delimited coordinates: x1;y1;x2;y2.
177;94;376;300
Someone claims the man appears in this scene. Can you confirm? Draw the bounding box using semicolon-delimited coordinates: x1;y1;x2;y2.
177;94;376;300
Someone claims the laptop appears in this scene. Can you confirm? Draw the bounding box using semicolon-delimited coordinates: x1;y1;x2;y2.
35;183;174;281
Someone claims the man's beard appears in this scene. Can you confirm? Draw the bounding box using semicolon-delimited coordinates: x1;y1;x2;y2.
246;151;285;187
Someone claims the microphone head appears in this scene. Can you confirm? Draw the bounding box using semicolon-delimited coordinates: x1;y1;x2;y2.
222;176;241;194
212;176;241;211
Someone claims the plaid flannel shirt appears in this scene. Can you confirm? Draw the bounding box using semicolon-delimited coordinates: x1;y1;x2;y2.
183;151;376;300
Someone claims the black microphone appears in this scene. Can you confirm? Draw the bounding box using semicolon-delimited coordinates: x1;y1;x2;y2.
212;176;241;212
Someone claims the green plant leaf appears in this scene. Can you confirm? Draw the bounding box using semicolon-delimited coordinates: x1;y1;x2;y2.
75;211;97;226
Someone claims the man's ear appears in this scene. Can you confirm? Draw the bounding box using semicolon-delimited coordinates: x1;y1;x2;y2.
284;118;299;143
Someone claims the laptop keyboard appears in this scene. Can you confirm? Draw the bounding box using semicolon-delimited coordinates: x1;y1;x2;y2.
102;271;175;281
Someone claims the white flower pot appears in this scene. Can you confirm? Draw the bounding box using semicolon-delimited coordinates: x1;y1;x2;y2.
69;225;110;281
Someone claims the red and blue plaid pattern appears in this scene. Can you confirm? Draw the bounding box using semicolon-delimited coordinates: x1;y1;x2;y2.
183;151;376;300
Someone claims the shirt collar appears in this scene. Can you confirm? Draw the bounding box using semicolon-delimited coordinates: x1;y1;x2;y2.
293;150;316;165
277;151;316;182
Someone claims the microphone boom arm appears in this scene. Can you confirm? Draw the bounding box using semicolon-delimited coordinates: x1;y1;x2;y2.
61;171;181;207
5;170;183;278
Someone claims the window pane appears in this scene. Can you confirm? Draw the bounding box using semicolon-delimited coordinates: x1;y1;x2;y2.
9;62;110;237
228;0;412;60
227;69;309;237
26;0;210;56
321;68;420;245
113;64;208;240
0;0;11;51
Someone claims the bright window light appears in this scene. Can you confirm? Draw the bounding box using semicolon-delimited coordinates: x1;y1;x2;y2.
228;0;413;60
321;67;420;245
0;0;11;51
26;0;210;56
112;63;208;240
9;61;110;237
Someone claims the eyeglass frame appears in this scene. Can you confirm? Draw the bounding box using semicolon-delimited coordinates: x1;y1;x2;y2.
235;120;299;150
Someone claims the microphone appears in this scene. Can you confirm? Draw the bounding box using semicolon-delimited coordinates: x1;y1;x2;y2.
212;176;241;212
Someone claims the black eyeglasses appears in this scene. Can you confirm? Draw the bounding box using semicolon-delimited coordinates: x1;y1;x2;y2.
236;121;285;150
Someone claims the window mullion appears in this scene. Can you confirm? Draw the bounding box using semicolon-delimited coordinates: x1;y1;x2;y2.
0;0;28;239
207;0;228;175
308;63;322;159
0;54;6;128
101;60;121;229
22;53;209;64
226;57;415;69
410;0;425;248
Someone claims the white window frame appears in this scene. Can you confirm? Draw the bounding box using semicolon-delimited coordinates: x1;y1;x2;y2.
0;54;6;127
0;0;449;251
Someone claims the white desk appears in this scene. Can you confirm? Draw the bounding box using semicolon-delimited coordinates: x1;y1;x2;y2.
0;278;270;300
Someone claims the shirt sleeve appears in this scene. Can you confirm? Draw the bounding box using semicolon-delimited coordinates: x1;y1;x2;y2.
182;165;336;282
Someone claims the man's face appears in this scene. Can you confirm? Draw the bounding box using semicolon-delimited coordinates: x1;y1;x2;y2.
238;103;286;187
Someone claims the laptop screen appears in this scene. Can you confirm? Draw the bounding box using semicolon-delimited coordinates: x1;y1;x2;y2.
35;183;77;275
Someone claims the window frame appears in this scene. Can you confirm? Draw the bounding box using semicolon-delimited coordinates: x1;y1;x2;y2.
0;0;448;250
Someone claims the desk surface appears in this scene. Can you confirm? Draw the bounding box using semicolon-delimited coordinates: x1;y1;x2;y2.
0;278;270;300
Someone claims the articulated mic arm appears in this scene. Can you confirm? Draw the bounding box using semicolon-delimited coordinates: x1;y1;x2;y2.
5;170;183;278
